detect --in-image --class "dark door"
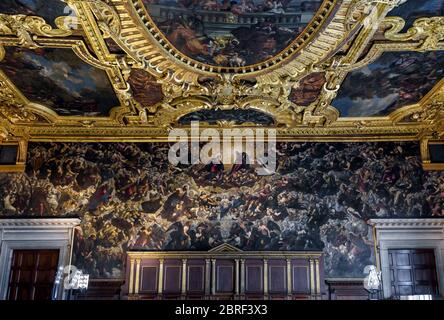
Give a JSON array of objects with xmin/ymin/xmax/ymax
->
[
  {"xmin": 389, "ymin": 249, "xmax": 439, "ymax": 297},
  {"xmin": 8, "ymin": 249, "xmax": 60, "ymax": 300}
]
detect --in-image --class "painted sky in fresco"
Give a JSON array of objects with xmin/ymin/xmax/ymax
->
[
  {"xmin": 142, "ymin": 0, "xmax": 322, "ymax": 67},
  {"xmin": 0, "ymin": 0, "xmax": 72, "ymax": 27},
  {"xmin": 0, "ymin": 47, "xmax": 120, "ymax": 116},
  {"xmin": 332, "ymin": 51, "xmax": 444, "ymax": 117},
  {"xmin": 388, "ymin": 0, "xmax": 444, "ymax": 31}
]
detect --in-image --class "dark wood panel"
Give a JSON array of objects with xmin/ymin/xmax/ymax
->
[
  {"xmin": 326, "ymin": 279, "xmax": 368, "ymax": 300},
  {"xmin": 187, "ymin": 265, "xmax": 204, "ymax": 292},
  {"xmin": 140, "ymin": 266, "xmax": 158, "ymax": 293},
  {"xmin": 293, "ymin": 265, "xmax": 310, "ymax": 294},
  {"xmin": 72, "ymin": 279, "xmax": 124, "ymax": 300},
  {"xmin": 124, "ymin": 248, "xmax": 324, "ymax": 299},
  {"xmin": 269, "ymin": 266, "xmax": 286, "ymax": 293},
  {"xmin": 245, "ymin": 265, "xmax": 263, "ymax": 293},
  {"xmin": 164, "ymin": 265, "xmax": 181, "ymax": 293},
  {"xmin": 8, "ymin": 249, "xmax": 59, "ymax": 300},
  {"xmin": 216, "ymin": 261, "xmax": 234, "ymax": 293},
  {"xmin": 389, "ymin": 249, "xmax": 438, "ymax": 297}
]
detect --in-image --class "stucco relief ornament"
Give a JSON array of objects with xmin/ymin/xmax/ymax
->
[
  {"xmin": 0, "ymin": 13, "xmax": 74, "ymax": 48},
  {"xmin": 0, "ymin": 126, "xmax": 9, "ymax": 142},
  {"xmin": 346, "ymin": 0, "xmax": 407, "ymax": 30}
]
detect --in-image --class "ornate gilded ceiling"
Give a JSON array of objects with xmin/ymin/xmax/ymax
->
[{"xmin": 0, "ymin": 0, "xmax": 443, "ymax": 143}]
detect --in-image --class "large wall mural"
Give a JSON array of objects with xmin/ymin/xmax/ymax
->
[
  {"xmin": 0, "ymin": 142, "xmax": 443, "ymax": 279},
  {"xmin": 332, "ymin": 51, "xmax": 444, "ymax": 117},
  {"xmin": 0, "ymin": 0, "xmax": 72, "ymax": 27},
  {"xmin": 0, "ymin": 47, "xmax": 120, "ymax": 117},
  {"xmin": 142, "ymin": 0, "xmax": 323, "ymax": 66},
  {"xmin": 387, "ymin": 0, "xmax": 444, "ymax": 31}
]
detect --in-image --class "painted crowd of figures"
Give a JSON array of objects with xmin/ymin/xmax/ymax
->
[{"xmin": 0, "ymin": 142, "xmax": 443, "ymax": 279}]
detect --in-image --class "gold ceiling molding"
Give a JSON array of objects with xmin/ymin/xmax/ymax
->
[
  {"xmin": 0, "ymin": 0, "xmax": 442, "ymax": 144},
  {"xmin": 384, "ymin": 16, "xmax": 444, "ymax": 51},
  {"xmin": 0, "ymin": 13, "xmax": 76, "ymax": 48}
]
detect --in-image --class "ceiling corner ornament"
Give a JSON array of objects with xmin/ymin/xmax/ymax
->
[
  {"xmin": 383, "ymin": 16, "xmax": 444, "ymax": 50},
  {"xmin": 0, "ymin": 13, "xmax": 75, "ymax": 48},
  {"xmin": 0, "ymin": 69, "xmax": 36, "ymax": 123},
  {"xmin": 345, "ymin": 0, "xmax": 406, "ymax": 30},
  {"xmin": 412, "ymin": 90, "xmax": 444, "ymax": 129}
]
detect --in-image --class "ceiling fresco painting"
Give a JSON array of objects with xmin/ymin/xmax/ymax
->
[
  {"xmin": 0, "ymin": 0, "xmax": 442, "ymax": 143},
  {"xmin": 142, "ymin": 0, "xmax": 323, "ymax": 67},
  {"xmin": 332, "ymin": 51, "xmax": 444, "ymax": 117},
  {"xmin": 0, "ymin": 0, "xmax": 73, "ymax": 27},
  {"xmin": 0, "ymin": 46, "xmax": 120, "ymax": 117}
]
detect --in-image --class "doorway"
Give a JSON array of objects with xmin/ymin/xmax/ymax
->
[
  {"xmin": 389, "ymin": 249, "xmax": 439, "ymax": 298},
  {"xmin": 7, "ymin": 249, "xmax": 59, "ymax": 300}
]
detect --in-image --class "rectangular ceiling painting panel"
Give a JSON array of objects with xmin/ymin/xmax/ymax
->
[
  {"xmin": 0, "ymin": 47, "xmax": 120, "ymax": 117},
  {"xmin": 332, "ymin": 51, "xmax": 444, "ymax": 117}
]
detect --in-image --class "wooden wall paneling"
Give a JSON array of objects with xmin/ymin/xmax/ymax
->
[
  {"xmin": 123, "ymin": 245, "xmax": 325, "ymax": 300},
  {"xmin": 245, "ymin": 260, "xmax": 263, "ymax": 294},
  {"xmin": 139, "ymin": 259, "xmax": 158, "ymax": 294},
  {"xmin": 216, "ymin": 260, "xmax": 234, "ymax": 294},
  {"xmin": 163, "ymin": 259, "xmax": 181, "ymax": 294}
]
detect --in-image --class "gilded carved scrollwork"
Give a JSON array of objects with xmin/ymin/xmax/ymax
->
[
  {"xmin": 0, "ymin": 14, "xmax": 75, "ymax": 48},
  {"xmin": 0, "ymin": 0, "xmax": 443, "ymax": 142},
  {"xmin": 0, "ymin": 68, "xmax": 34, "ymax": 123},
  {"xmin": 345, "ymin": 0, "xmax": 407, "ymax": 30},
  {"xmin": 384, "ymin": 16, "xmax": 444, "ymax": 50},
  {"xmin": 403, "ymin": 89, "xmax": 444, "ymax": 125},
  {"xmin": 85, "ymin": 0, "xmax": 121, "ymax": 39}
]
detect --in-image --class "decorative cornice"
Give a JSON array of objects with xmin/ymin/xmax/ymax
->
[
  {"xmin": 369, "ymin": 219, "xmax": 444, "ymax": 228},
  {"xmin": 0, "ymin": 218, "xmax": 81, "ymax": 228}
]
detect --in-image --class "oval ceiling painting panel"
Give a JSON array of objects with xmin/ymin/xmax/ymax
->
[{"xmin": 141, "ymin": 0, "xmax": 324, "ymax": 67}]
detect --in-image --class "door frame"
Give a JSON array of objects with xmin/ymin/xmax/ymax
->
[
  {"xmin": 369, "ymin": 219, "xmax": 444, "ymax": 299},
  {"xmin": 0, "ymin": 218, "xmax": 80, "ymax": 300}
]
